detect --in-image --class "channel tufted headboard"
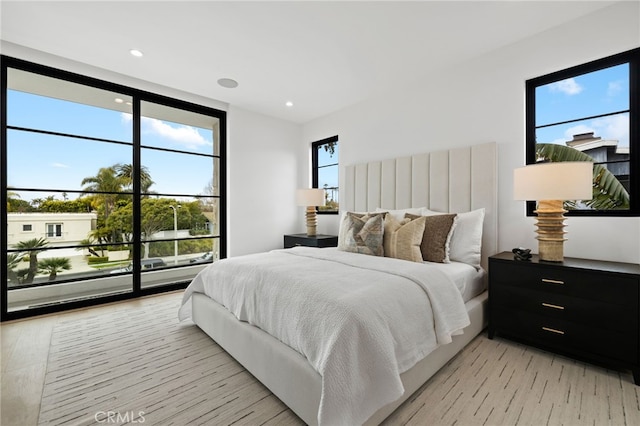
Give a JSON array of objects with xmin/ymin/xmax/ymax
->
[{"xmin": 343, "ymin": 142, "xmax": 498, "ymax": 271}]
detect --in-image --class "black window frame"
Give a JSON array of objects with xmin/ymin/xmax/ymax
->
[
  {"xmin": 1, "ymin": 55, "xmax": 227, "ymax": 321},
  {"xmin": 311, "ymin": 135, "xmax": 339, "ymax": 215},
  {"xmin": 525, "ymin": 47, "xmax": 639, "ymax": 217}
]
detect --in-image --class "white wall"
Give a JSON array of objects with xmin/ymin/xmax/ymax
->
[
  {"xmin": 302, "ymin": 2, "xmax": 640, "ymax": 264},
  {"xmin": 227, "ymin": 106, "xmax": 302, "ymax": 256}
]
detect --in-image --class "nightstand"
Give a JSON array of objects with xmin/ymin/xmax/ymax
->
[
  {"xmin": 284, "ymin": 234, "xmax": 338, "ymax": 249},
  {"xmin": 488, "ymin": 251, "xmax": 640, "ymax": 385}
]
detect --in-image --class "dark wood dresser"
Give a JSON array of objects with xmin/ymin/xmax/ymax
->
[{"xmin": 488, "ymin": 251, "xmax": 640, "ymax": 385}]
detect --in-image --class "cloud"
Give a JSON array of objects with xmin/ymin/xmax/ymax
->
[
  {"xmin": 592, "ymin": 114, "xmax": 629, "ymax": 146},
  {"xmin": 563, "ymin": 115, "xmax": 629, "ymax": 147},
  {"xmin": 120, "ymin": 113, "xmax": 213, "ymax": 150},
  {"xmin": 142, "ymin": 117, "xmax": 211, "ymax": 150},
  {"xmin": 51, "ymin": 162, "xmax": 70, "ymax": 168},
  {"xmin": 549, "ymin": 78, "xmax": 583, "ymax": 95}
]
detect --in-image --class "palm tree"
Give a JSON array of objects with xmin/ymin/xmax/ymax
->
[
  {"xmin": 536, "ymin": 143, "xmax": 630, "ymax": 210},
  {"xmin": 81, "ymin": 166, "xmax": 126, "ymax": 219},
  {"xmin": 38, "ymin": 257, "xmax": 71, "ymax": 281},
  {"xmin": 13, "ymin": 237, "xmax": 49, "ymax": 284},
  {"xmin": 115, "ymin": 163, "xmax": 155, "ymax": 194},
  {"xmin": 6, "ymin": 253, "xmax": 22, "ymax": 284},
  {"xmin": 77, "ymin": 238, "xmax": 100, "ymax": 257}
]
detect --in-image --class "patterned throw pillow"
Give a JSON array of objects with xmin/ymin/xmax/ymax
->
[
  {"xmin": 406, "ymin": 213, "xmax": 457, "ymax": 263},
  {"xmin": 341, "ymin": 212, "xmax": 385, "ymax": 256},
  {"xmin": 383, "ymin": 215, "xmax": 427, "ymax": 263}
]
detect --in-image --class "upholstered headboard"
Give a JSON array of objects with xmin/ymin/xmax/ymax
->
[{"xmin": 343, "ymin": 142, "xmax": 497, "ymax": 271}]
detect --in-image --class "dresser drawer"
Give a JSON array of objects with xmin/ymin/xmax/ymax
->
[
  {"xmin": 490, "ymin": 261, "xmax": 638, "ymax": 306},
  {"xmin": 491, "ymin": 285, "xmax": 637, "ymax": 331},
  {"xmin": 492, "ymin": 307, "xmax": 638, "ymax": 364}
]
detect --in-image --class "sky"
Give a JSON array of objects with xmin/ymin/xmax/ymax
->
[
  {"xmin": 316, "ymin": 145, "xmax": 339, "ymax": 201},
  {"xmin": 535, "ymin": 63, "xmax": 629, "ymax": 147},
  {"xmin": 6, "ymin": 89, "xmax": 217, "ymax": 203}
]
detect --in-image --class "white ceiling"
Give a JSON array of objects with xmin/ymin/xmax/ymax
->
[{"xmin": 0, "ymin": 1, "xmax": 617, "ymax": 124}]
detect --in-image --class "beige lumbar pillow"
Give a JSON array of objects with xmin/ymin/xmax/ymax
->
[{"xmin": 383, "ymin": 214, "xmax": 427, "ymax": 263}]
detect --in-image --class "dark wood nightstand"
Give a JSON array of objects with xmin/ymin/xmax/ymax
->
[
  {"xmin": 488, "ymin": 251, "xmax": 640, "ymax": 385},
  {"xmin": 284, "ymin": 234, "xmax": 338, "ymax": 249}
]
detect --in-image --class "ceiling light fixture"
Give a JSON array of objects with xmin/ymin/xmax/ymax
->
[
  {"xmin": 129, "ymin": 49, "xmax": 144, "ymax": 57},
  {"xmin": 286, "ymin": 101, "xmax": 294, "ymax": 107},
  {"xmin": 217, "ymin": 78, "xmax": 238, "ymax": 89},
  {"xmin": 114, "ymin": 98, "xmax": 124, "ymax": 103}
]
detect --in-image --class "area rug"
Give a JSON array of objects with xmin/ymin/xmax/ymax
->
[{"xmin": 37, "ymin": 295, "xmax": 299, "ymax": 426}]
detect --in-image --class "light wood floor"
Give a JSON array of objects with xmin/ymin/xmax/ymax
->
[{"xmin": 1, "ymin": 291, "xmax": 182, "ymax": 426}]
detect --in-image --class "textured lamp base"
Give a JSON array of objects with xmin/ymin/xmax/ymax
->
[
  {"xmin": 535, "ymin": 199, "xmax": 567, "ymax": 262},
  {"xmin": 305, "ymin": 206, "xmax": 317, "ymax": 236}
]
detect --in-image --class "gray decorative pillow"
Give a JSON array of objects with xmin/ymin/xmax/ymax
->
[
  {"xmin": 341, "ymin": 212, "xmax": 384, "ymax": 256},
  {"xmin": 406, "ymin": 213, "xmax": 457, "ymax": 263},
  {"xmin": 383, "ymin": 215, "xmax": 427, "ymax": 263}
]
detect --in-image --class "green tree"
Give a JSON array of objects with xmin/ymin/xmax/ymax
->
[
  {"xmin": 106, "ymin": 201, "xmax": 134, "ymax": 242},
  {"xmin": 6, "ymin": 253, "xmax": 23, "ymax": 284},
  {"xmin": 88, "ymin": 228, "xmax": 111, "ymax": 256},
  {"xmin": 536, "ymin": 143, "xmax": 630, "ymax": 210},
  {"xmin": 81, "ymin": 166, "xmax": 126, "ymax": 220},
  {"xmin": 13, "ymin": 237, "xmax": 49, "ymax": 284},
  {"xmin": 39, "ymin": 198, "xmax": 92, "ymax": 213},
  {"xmin": 115, "ymin": 163, "xmax": 155, "ymax": 194},
  {"xmin": 38, "ymin": 257, "xmax": 71, "ymax": 281}
]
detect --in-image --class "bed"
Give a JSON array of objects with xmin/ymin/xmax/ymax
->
[{"xmin": 179, "ymin": 142, "xmax": 497, "ymax": 425}]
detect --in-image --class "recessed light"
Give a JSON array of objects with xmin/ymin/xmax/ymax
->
[
  {"xmin": 285, "ymin": 101, "xmax": 293, "ymax": 107},
  {"xmin": 114, "ymin": 98, "xmax": 124, "ymax": 103},
  {"xmin": 129, "ymin": 49, "xmax": 144, "ymax": 57},
  {"xmin": 217, "ymin": 78, "xmax": 238, "ymax": 89}
]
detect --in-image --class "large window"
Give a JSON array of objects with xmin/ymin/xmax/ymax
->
[
  {"xmin": 526, "ymin": 47, "xmax": 639, "ymax": 216},
  {"xmin": 312, "ymin": 136, "xmax": 339, "ymax": 213},
  {"xmin": 1, "ymin": 56, "xmax": 226, "ymax": 320}
]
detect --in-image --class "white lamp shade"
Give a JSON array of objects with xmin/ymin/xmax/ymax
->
[
  {"xmin": 514, "ymin": 161, "xmax": 593, "ymax": 201},
  {"xmin": 296, "ymin": 188, "xmax": 326, "ymax": 206}
]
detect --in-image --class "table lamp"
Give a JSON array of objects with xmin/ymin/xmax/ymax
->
[
  {"xmin": 513, "ymin": 161, "xmax": 593, "ymax": 262},
  {"xmin": 296, "ymin": 188, "xmax": 326, "ymax": 236}
]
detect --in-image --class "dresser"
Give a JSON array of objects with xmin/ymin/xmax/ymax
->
[
  {"xmin": 488, "ymin": 251, "xmax": 640, "ymax": 385},
  {"xmin": 283, "ymin": 234, "xmax": 338, "ymax": 249}
]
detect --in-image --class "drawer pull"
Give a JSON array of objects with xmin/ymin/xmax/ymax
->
[
  {"xmin": 542, "ymin": 302, "xmax": 565, "ymax": 310},
  {"xmin": 541, "ymin": 278, "xmax": 565, "ymax": 285},
  {"xmin": 542, "ymin": 326, "xmax": 565, "ymax": 335}
]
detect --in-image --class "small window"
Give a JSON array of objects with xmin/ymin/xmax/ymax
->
[
  {"xmin": 526, "ymin": 47, "xmax": 639, "ymax": 216},
  {"xmin": 312, "ymin": 136, "xmax": 339, "ymax": 214},
  {"xmin": 22, "ymin": 224, "xmax": 32, "ymax": 232},
  {"xmin": 46, "ymin": 223, "xmax": 62, "ymax": 238}
]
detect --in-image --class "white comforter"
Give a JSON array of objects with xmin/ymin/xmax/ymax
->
[{"xmin": 178, "ymin": 247, "xmax": 470, "ymax": 426}]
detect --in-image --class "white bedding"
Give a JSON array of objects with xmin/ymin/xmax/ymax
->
[
  {"xmin": 179, "ymin": 247, "xmax": 470, "ymax": 426},
  {"xmin": 424, "ymin": 260, "xmax": 486, "ymax": 302}
]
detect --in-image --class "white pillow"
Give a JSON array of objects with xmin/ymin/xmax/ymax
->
[
  {"xmin": 375, "ymin": 207, "xmax": 427, "ymax": 222},
  {"xmin": 424, "ymin": 208, "xmax": 485, "ymax": 269}
]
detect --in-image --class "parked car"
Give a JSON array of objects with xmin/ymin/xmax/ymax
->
[
  {"xmin": 189, "ymin": 252, "xmax": 213, "ymax": 264},
  {"xmin": 110, "ymin": 258, "xmax": 167, "ymax": 274}
]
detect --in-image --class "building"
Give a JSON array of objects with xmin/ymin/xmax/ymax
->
[
  {"xmin": 7, "ymin": 212, "xmax": 97, "ymax": 249},
  {"xmin": 567, "ymin": 132, "xmax": 630, "ymax": 191}
]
